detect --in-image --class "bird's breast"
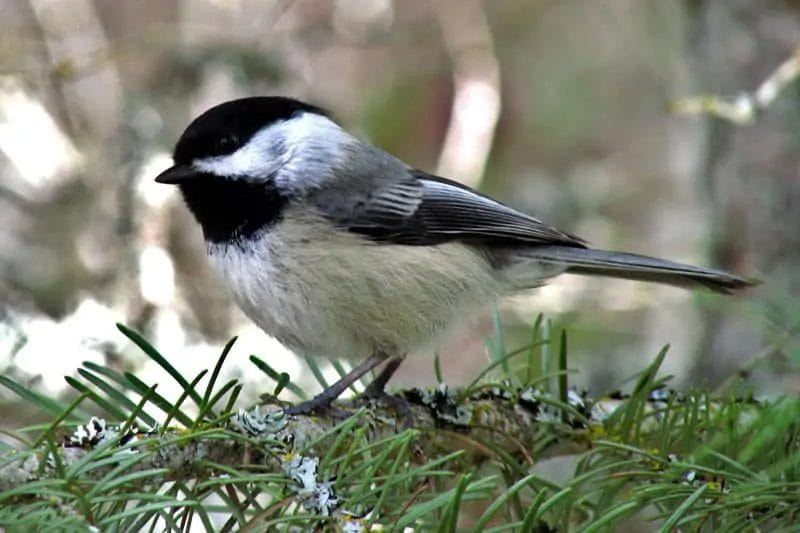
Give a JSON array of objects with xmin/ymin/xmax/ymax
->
[{"xmin": 208, "ymin": 211, "xmax": 502, "ymax": 359}]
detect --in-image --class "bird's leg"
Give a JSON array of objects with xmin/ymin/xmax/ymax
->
[
  {"xmin": 362, "ymin": 355, "xmax": 404, "ymax": 397},
  {"xmin": 286, "ymin": 354, "xmax": 414, "ymax": 427},
  {"xmin": 361, "ymin": 355, "xmax": 414, "ymax": 427},
  {"xmin": 285, "ymin": 352, "xmax": 387, "ymax": 416}
]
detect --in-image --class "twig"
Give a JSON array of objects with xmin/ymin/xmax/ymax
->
[{"xmin": 672, "ymin": 45, "xmax": 800, "ymax": 125}]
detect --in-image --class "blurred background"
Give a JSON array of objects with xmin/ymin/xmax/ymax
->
[{"xmin": 1, "ymin": 0, "xmax": 798, "ymax": 432}]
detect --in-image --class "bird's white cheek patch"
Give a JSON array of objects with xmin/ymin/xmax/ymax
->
[{"xmin": 193, "ymin": 147, "xmax": 275, "ymax": 180}]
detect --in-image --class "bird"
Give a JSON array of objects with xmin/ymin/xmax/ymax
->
[{"xmin": 154, "ymin": 96, "xmax": 755, "ymax": 417}]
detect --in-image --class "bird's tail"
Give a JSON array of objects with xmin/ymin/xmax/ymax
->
[{"xmin": 506, "ymin": 245, "xmax": 756, "ymax": 294}]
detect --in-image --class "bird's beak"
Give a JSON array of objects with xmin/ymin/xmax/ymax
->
[{"xmin": 154, "ymin": 164, "xmax": 196, "ymax": 184}]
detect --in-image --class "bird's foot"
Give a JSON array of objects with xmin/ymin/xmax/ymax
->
[
  {"xmin": 283, "ymin": 352, "xmax": 390, "ymax": 419},
  {"xmin": 358, "ymin": 388, "xmax": 415, "ymax": 428},
  {"xmin": 284, "ymin": 391, "xmax": 352, "ymax": 420},
  {"xmin": 283, "ymin": 354, "xmax": 411, "ymax": 425}
]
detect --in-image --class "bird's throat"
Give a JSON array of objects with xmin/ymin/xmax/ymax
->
[{"xmin": 178, "ymin": 175, "xmax": 287, "ymax": 244}]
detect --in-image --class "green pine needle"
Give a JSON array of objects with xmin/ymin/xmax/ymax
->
[{"xmin": 0, "ymin": 318, "xmax": 798, "ymax": 530}]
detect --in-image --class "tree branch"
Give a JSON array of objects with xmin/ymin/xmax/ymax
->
[{"xmin": 0, "ymin": 384, "xmax": 599, "ymax": 494}]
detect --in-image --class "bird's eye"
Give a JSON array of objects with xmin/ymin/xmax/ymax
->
[{"xmin": 216, "ymin": 135, "xmax": 237, "ymax": 152}]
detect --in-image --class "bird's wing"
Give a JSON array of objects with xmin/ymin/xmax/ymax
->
[{"xmin": 312, "ymin": 169, "xmax": 586, "ymax": 247}]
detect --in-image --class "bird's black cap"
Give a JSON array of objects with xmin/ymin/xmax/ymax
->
[{"xmin": 171, "ymin": 96, "xmax": 327, "ymax": 165}]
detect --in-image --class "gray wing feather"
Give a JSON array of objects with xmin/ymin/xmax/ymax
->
[
  {"xmin": 312, "ymin": 166, "xmax": 584, "ymax": 247},
  {"xmin": 417, "ymin": 178, "xmax": 582, "ymax": 244}
]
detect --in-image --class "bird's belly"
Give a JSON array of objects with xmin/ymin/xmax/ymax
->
[{"xmin": 208, "ymin": 227, "xmax": 500, "ymax": 359}]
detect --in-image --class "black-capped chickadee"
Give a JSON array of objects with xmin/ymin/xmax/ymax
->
[{"xmin": 155, "ymin": 96, "xmax": 754, "ymax": 416}]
